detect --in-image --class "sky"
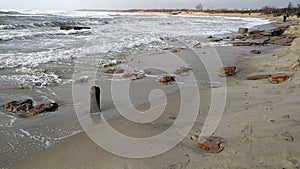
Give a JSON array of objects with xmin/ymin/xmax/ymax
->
[{"xmin": 0, "ymin": 0, "xmax": 296, "ymax": 10}]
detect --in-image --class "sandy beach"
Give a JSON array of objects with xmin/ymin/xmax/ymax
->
[{"xmin": 1, "ymin": 11, "xmax": 299, "ymax": 168}]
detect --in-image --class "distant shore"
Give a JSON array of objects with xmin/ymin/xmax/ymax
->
[{"xmin": 77, "ymin": 8, "xmax": 300, "ymax": 24}]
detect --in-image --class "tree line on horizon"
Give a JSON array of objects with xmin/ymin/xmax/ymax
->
[
  {"xmin": 194, "ymin": 1, "xmax": 300, "ymax": 16},
  {"xmin": 122, "ymin": 1, "xmax": 300, "ymax": 16}
]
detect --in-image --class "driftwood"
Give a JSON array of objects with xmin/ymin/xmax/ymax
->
[
  {"xmin": 246, "ymin": 74, "xmax": 271, "ymax": 80},
  {"xmin": 90, "ymin": 86, "xmax": 101, "ymax": 113}
]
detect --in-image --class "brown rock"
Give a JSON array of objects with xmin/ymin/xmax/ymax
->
[
  {"xmin": 211, "ymin": 38, "xmax": 223, "ymax": 42},
  {"xmin": 104, "ymin": 68, "xmax": 124, "ymax": 74},
  {"xmin": 174, "ymin": 66, "xmax": 192, "ymax": 74},
  {"xmin": 232, "ymin": 39, "xmax": 266, "ymax": 46},
  {"xmin": 198, "ymin": 136, "xmax": 225, "ymax": 154},
  {"xmin": 270, "ymin": 27, "xmax": 287, "ymax": 37},
  {"xmin": 163, "ymin": 47, "xmax": 186, "ymax": 53},
  {"xmin": 268, "ymin": 74, "xmax": 289, "ymax": 84},
  {"xmin": 238, "ymin": 28, "xmax": 248, "ymax": 34},
  {"xmin": 250, "ymin": 50, "xmax": 261, "ymax": 54},
  {"xmin": 159, "ymin": 76, "xmax": 175, "ymax": 84},
  {"xmin": 219, "ymin": 66, "xmax": 236, "ymax": 77},
  {"xmin": 268, "ymin": 36, "xmax": 294, "ymax": 46},
  {"xmin": 249, "ymin": 30, "xmax": 263, "ymax": 35}
]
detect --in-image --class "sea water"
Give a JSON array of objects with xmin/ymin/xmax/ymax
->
[{"xmin": 0, "ymin": 9, "xmax": 269, "ymax": 67}]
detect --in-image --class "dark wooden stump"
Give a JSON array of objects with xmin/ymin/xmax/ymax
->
[{"xmin": 90, "ymin": 86, "xmax": 101, "ymax": 113}]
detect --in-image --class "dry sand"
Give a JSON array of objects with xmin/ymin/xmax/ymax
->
[{"xmin": 12, "ymin": 15, "xmax": 300, "ymax": 169}]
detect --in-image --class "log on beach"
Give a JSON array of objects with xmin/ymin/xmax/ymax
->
[{"xmin": 246, "ymin": 74, "xmax": 271, "ymax": 80}]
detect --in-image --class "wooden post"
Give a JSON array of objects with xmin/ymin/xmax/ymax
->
[{"xmin": 90, "ymin": 86, "xmax": 101, "ymax": 113}]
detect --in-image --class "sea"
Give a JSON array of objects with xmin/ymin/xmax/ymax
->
[
  {"xmin": 0, "ymin": 9, "xmax": 270, "ymax": 168},
  {"xmin": 0, "ymin": 9, "xmax": 271, "ymax": 86}
]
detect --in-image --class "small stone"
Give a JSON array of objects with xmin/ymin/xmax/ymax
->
[
  {"xmin": 163, "ymin": 47, "xmax": 186, "ymax": 53},
  {"xmin": 174, "ymin": 66, "xmax": 192, "ymax": 74},
  {"xmin": 279, "ymin": 132, "xmax": 294, "ymax": 142},
  {"xmin": 219, "ymin": 66, "xmax": 236, "ymax": 77},
  {"xmin": 250, "ymin": 50, "xmax": 261, "ymax": 54},
  {"xmin": 193, "ymin": 42, "xmax": 202, "ymax": 48},
  {"xmin": 190, "ymin": 135, "xmax": 199, "ymax": 140},
  {"xmin": 104, "ymin": 68, "xmax": 124, "ymax": 74},
  {"xmin": 169, "ymin": 116, "xmax": 177, "ymax": 120},
  {"xmin": 282, "ymin": 114, "xmax": 290, "ymax": 119},
  {"xmin": 18, "ymin": 85, "xmax": 31, "ymax": 89}
]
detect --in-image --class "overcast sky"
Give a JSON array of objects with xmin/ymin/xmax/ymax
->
[{"xmin": 0, "ymin": 0, "xmax": 296, "ymax": 10}]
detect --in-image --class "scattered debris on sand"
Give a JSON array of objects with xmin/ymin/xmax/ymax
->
[
  {"xmin": 122, "ymin": 70, "xmax": 145, "ymax": 80},
  {"xmin": 174, "ymin": 66, "xmax": 192, "ymax": 74},
  {"xmin": 159, "ymin": 75, "xmax": 175, "ymax": 84},
  {"xmin": 268, "ymin": 74, "xmax": 289, "ymax": 84},
  {"xmin": 246, "ymin": 74, "xmax": 271, "ymax": 80},
  {"xmin": 198, "ymin": 136, "xmax": 225, "ymax": 154},
  {"xmin": 163, "ymin": 47, "xmax": 186, "ymax": 53},
  {"xmin": 99, "ymin": 58, "xmax": 122, "ymax": 67},
  {"xmin": 231, "ymin": 26, "xmax": 293, "ymax": 46},
  {"xmin": 250, "ymin": 50, "xmax": 261, "ymax": 54},
  {"xmin": 219, "ymin": 66, "xmax": 237, "ymax": 77},
  {"xmin": 104, "ymin": 68, "xmax": 124, "ymax": 74},
  {"xmin": 1, "ymin": 99, "xmax": 59, "ymax": 117}
]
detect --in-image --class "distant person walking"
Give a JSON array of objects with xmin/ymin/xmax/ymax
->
[{"xmin": 283, "ymin": 14, "xmax": 287, "ymax": 22}]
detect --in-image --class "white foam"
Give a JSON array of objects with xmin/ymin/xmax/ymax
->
[
  {"xmin": 0, "ymin": 68, "xmax": 62, "ymax": 87},
  {"xmin": 19, "ymin": 129, "xmax": 31, "ymax": 137},
  {"xmin": 0, "ymin": 47, "xmax": 82, "ymax": 68},
  {"xmin": 4, "ymin": 114, "xmax": 17, "ymax": 127},
  {"xmin": 53, "ymin": 130, "xmax": 82, "ymax": 140}
]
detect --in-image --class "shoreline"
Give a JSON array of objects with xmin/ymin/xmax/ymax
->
[
  {"xmin": 4, "ymin": 12, "xmax": 300, "ymax": 168},
  {"xmin": 13, "ymin": 43, "xmax": 300, "ymax": 169}
]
